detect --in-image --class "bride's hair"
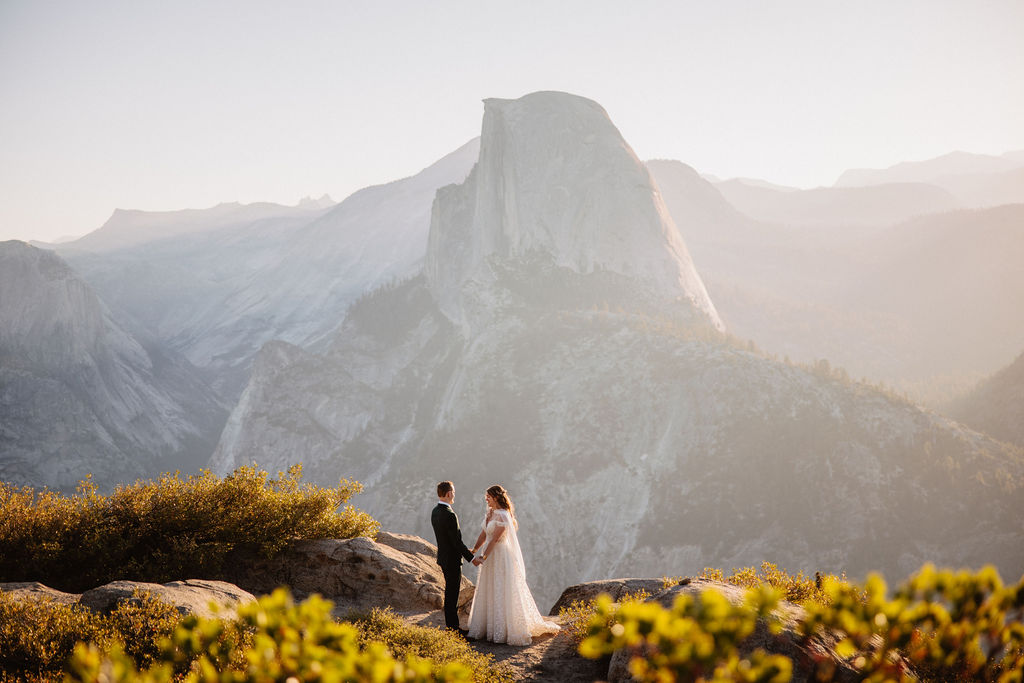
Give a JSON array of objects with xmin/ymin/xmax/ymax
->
[{"xmin": 486, "ymin": 484, "xmax": 518, "ymax": 529}]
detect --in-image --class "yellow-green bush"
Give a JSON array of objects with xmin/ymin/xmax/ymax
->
[
  {"xmin": 693, "ymin": 561, "xmax": 855, "ymax": 606},
  {"xmin": 0, "ymin": 588, "xmax": 181, "ymax": 681},
  {"xmin": 66, "ymin": 588, "xmax": 476, "ymax": 682},
  {"xmin": 580, "ymin": 564, "xmax": 1024, "ymax": 683},
  {"xmin": 579, "ymin": 585, "xmax": 792, "ymax": 682},
  {"xmin": 799, "ymin": 564, "xmax": 1024, "ymax": 682},
  {"xmin": 0, "ymin": 464, "xmax": 379, "ymax": 592},
  {"xmin": 346, "ymin": 607, "xmax": 515, "ymax": 682}
]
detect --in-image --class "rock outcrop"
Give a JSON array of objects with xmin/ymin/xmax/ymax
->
[
  {"xmin": 223, "ymin": 533, "xmax": 474, "ymax": 618},
  {"xmin": 0, "ymin": 579, "xmax": 256, "ymax": 620},
  {"xmin": 0, "ymin": 532, "xmax": 466, "ymax": 621},
  {"xmin": 78, "ymin": 579, "xmax": 256, "ymax": 620},
  {"xmin": 0, "ymin": 581, "xmax": 79, "ymax": 605}
]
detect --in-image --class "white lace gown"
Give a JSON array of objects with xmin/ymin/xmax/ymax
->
[{"xmin": 466, "ymin": 509, "xmax": 560, "ymax": 646}]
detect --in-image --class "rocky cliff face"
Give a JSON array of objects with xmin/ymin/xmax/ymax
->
[
  {"xmin": 426, "ymin": 93, "xmax": 721, "ymax": 334},
  {"xmin": 212, "ymin": 92, "xmax": 1024, "ymax": 609},
  {"xmin": 0, "ymin": 241, "xmax": 226, "ymax": 489}
]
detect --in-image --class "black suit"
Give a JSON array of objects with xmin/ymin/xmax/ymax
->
[{"xmin": 431, "ymin": 502, "xmax": 475, "ymax": 630}]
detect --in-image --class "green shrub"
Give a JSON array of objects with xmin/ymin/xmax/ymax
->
[
  {"xmin": 66, "ymin": 588, "xmax": 476, "ymax": 682},
  {"xmin": 0, "ymin": 590, "xmax": 106, "ymax": 679},
  {"xmin": 0, "ymin": 588, "xmax": 182, "ymax": 681},
  {"xmin": 346, "ymin": 607, "xmax": 515, "ymax": 682},
  {"xmin": 580, "ymin": 564, "xmax": 1024, "ymax": 683},
  {"xmin": 0, "ymin": 464, "xmax": 379, "ymax": 591}
]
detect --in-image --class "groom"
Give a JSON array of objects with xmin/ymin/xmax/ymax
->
[{"xmin": 431, "ymin": 480, "xmax": 475, "ymax": 634}]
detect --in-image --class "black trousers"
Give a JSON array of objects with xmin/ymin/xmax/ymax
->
[{"xmin": 441, "ymin": 563, "xmax": 462, "ymax": 630}]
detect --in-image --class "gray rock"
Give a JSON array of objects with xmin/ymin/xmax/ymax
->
[
  {"xmin": 226, "ymin": 535, "xmax": 474, "ymax": 618},
  {"xmin": 0, "ymin": 581, "xmax": 79, "ymax": 605},
  {"xmin": 79, "ymin": 579, "xmax": 256, "ymax": 620}
]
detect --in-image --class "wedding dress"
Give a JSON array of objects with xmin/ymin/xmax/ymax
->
[{"xmin": 466, "ymin": 509, "xmax": 560, "ymax": 645}]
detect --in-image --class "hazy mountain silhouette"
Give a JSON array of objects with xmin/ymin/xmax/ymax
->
[
  {"xmin": 947, "ymin": 351, "xmax": 1024, "ymax": 449},
  {"xmin": 59, "ymin": 141, "xmax": 478, "ymax": 397},
  {"xmin": 712, "ymin": 179, "xmax": 958, "ymax": 228},
  {"xmin": 836, "ymin": 150, "xmax": 1023, "ymax": 187},
  {"xmin": 651, "ymin": 158, "xmax": 1024, "ymax": 403},
  {"xmin": 62, "ymin": 199, "xmax": 334, "ymax": 252}
]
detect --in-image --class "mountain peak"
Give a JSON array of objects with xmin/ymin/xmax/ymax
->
[
  {"xmin": 425, "ymin": 91, "xmax": 722, "ymax": 330},
  {"xmin": 297, "ymin": 194, "xmax": 335, "ymax": 209}
]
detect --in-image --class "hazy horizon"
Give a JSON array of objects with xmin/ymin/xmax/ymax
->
[{"xmin": 2, "ymin": 0, "xmax": 1024, "ymax": 242}]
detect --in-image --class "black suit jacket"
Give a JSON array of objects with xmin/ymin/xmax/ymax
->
[{"xmin": 431, "ymin": 502, "xmax": 475, "ymax": 569}]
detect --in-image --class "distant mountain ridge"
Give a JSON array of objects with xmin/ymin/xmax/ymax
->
[
  {"xmin": 834, "ymin": 150, "xmax": 1024, "ymax": 208},
  {"xmin": 64, "ymin": 198, "xmax": 335, "ymax": 252},
  {"xmin": 711, "ymin": 178, "xmax": 958, "ymax": 228},
  {"xmin": 836, "ymin": 150, "xmax": 1023, "ymax": 187},
  {"xmin": 59, "ymin": 140, "xmax": 479, "ymax": 397}
]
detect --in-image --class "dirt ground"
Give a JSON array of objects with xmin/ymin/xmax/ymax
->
[{"xmin": 406, "ymin": 611, "xmax": 609, "ymax": 682}]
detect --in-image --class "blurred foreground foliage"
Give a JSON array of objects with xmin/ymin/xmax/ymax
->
[
  {"xmin": 0, "ymin": 464, "xmax": 379, "ymax": 592},
  {"xmin": 67, "ymin": 588, "xmax": 479, "ymax": 683},
  {"xmin": 2, "ymin": 588, "xmax": 509, "ymax": 682},
  {"xmin": 580, "ymin": 563, "xmax": 1024, "ymax": 682},
  {"xmin": 558, "ymin": 588, "xmax": 653, "ymax": 643},
  {"xmin": 0, "ymin": 588, "xmax": 186, "ymax": 682}
]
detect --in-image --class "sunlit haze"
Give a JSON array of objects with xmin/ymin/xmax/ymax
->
[{"xmin": 1, "ymin": 0, "xmax": 1022, "ymax": 242}]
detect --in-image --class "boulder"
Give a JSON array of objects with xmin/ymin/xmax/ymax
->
[
  {"xmin": 225, "ymin": 534, "xmax": 474, "ymax": 617},
  {"xmin": 0, "ymin": 581, "xmax": 79, "ymax": 605},
  {"xmin": 79, "ymin": 579, "xmax": 256, "ymax": 620},
  {"xmin": 606, "ymin": 578, "xmax": 859, "ymax": 683},
  {"xmin": 548, "ymin": 578, "xmax": 668, "ymax": 615}
]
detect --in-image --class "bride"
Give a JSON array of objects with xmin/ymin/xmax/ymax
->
[{"xmin": 467, "ymin": 485, "xmax": 560, "ymax": 645}]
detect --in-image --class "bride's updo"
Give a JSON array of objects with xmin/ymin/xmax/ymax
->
[{"xmin": 487, "ymin": 484, "xmax": 518, "ymax": 529}]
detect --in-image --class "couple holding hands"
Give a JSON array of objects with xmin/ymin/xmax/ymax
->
[{"xmin": 431, "ymin": 481, "xmax": 560, "ymax": 646}]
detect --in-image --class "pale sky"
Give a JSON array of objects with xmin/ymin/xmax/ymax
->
[{"xmin": 2, "ymin": 0, "xmax": 1022, "ymax": 242}]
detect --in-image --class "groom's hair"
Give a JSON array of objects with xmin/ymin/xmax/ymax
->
[{"xmin": 437, "ymin": 481, "xmax": 453, "ymax": 497}]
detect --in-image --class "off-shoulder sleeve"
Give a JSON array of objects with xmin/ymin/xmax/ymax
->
[{"xmin": 494, "ymin": 509, "xmax": 511, "ymax": 527}]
